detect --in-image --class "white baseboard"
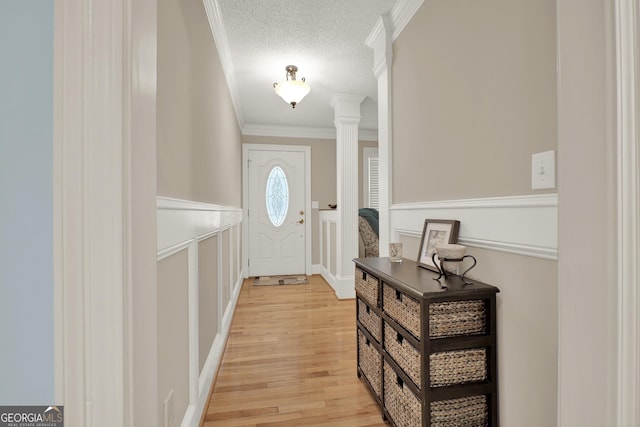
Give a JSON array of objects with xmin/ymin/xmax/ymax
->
[
  {"xmin": 311, "ymin": 264, "xmax": 323, "ymax": 275},
  {"xmin": 317, "ymin": 264, "xmax": 336, "ymax": 292},
  {"xmin": 317, "ymin": 264, "xmax": 355, "ymax": 299},
  {"xmin": 333, "ymin": 276, "xmax": 356, "ymax": 299},
  {"xmin": 183, "ymin": 272, "xmax": 243, "ymax": 427}
]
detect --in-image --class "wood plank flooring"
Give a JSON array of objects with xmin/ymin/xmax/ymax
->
[{"xmin": 202, "ymin": 275, "xmax": 387, "ymax": 427}]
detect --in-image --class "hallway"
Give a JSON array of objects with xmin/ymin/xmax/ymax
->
[
  {"xmin": 6, "ymin": 0, "xmax": 632, "ymax": 425},
  {"xmin": 202, "ymin": 275, "xmax": 386, "ymax": 426}
]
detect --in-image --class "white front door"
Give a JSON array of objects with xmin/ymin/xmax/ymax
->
[{"xmin": 247, "ymin": 148, "xmax": 307, "ymax": 276}]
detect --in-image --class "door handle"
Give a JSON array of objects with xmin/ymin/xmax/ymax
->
[{"xmin": 297, "ymin": 219, "xmax": 304, "ymax": 224}]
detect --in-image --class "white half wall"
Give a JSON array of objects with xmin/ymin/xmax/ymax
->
[
  {"xmin": 157, "ymin": 196, "xmax": 243, "ymax": 427},
  {"xmin": 391, "ymin": 194, "xmax": 558, "ymax": 426},
  {"xmin": 317, "ymin": 210, "xmax": 354, "ymax": 298}
]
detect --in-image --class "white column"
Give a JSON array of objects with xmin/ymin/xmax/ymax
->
[
  {"xmin": 366, "ymin": 14, "xmax": 393, "ymax": 256},
  {"xmin": 332, "ymin": 94, "xmax": 365, "ymax": 299},
  {"xmin": 54, "ymin": 0, "xmax": 159, "ymax": 425},
  {"xmin": 556, "ymin": 1, "xmax": 621, "ymax": 426}
]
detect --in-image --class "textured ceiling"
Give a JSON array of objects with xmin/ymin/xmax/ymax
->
[{"xmin": 217, "ymin": 0, "xmax": 397, "ymax": 135}]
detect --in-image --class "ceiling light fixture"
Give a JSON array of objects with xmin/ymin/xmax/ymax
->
[{"xmin": 273, "ymin": 65, "xmax": 310, "ymax": 109}]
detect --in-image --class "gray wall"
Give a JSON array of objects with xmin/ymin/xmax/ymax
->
[
  {"xmin": 157, "ymin": 0, "xmax": 242, "ymax": 206},
  {"xmin": 0, "ymin": 0, "xmax": 54, "ymax": 405},
  {"xmin": 157, "ymin": 251, "xmax": 190, "ymax": 426},
  {"xmin": 393, "ymin": 0, "xmax": 557, "ymax": 202},
  {"xmin": 198, "ymin": 236, "xmax": 218, "ymax": 374},
  {"xmin": 156, "ymin": 0, "xmax": 244, "ymax": 421},
  {"xmin": 392, "ymin": 1, "xmax": 558, "ymax": 425}
]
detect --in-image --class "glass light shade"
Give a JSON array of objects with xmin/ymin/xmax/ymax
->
[{"xmin": 274, "ymin": 79, "xmax": 310, "ymax": 108}]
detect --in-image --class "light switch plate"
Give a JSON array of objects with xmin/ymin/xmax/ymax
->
[
  {"xmin": 312, "ymin": 201, "xmax": 319, "ymax": 209},
  {"xmin": 532, "ymin": 150, "xmax": 556, "ymax": 190}
]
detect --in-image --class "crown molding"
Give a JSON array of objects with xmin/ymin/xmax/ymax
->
[
  {"xmin": 243, "ymin": 124, "xmax": 335, "ymax": 139},
  {"xmin": 357, "ymin": 129, "xmax": 379, "ymax": 142},
  {"xmin": 242, "ymin": 123, "xmax": 378, "ymax": 141},
  {"xmin": 390, "ymin": 0, "xmax": 426, "ymax": 40},
  {"xmin": 367, "ymin": 0, "xmax": 425, "ymax": 46},
  {"xmin": 202, "ymin": 0, "xmax": 245, "ymax": 127},
  {"xmin": 365, "ymin": 16, "xmax": 385, "ymax": 48}
]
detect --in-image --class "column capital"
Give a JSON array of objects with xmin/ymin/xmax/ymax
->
[
  {"xmin": 366, "ymin": 14, "xmax": 393, "ymax": 78},
  {"xmin": 331, "ymin": 94, "xmax": 365, "ymax": 124}
]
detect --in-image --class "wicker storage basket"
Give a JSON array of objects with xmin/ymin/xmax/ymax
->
[
  {"xmin": 355, "ymin": 268, "xmax": 380, "ymax": 307},
  {"xmin": 430, "ymin": 395, "xmax": 489, "ymax": 427},
  {"xmin": 357, "ymin": 329, "xmax": 381, "ymax": 398},
  {"xmin": 382, "ymin": 284, "xmax": 421, "ymax": 338},
  {"xmin": 430, "ymin": 348, "xmax": 488, "ymax": 387},
  {"xmin": 383, "ymin": 360, "xmax": 421, "ymax": 427},
  {"xmin": 357, "ymin": 298, "xmax": 381, "ymax": 342},
  {"xmin": 383, "ymin": 321, "xmax": 421, "ymax": 388},
  {"xmin": 429, "ymin": 300, "xmax": 486, "ymax": 338}
]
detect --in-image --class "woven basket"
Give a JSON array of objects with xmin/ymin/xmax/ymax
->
[
  {"xmin": 430, "ymin": 348, "xmax": 488, "ymax": 387},
  {"xmin": 382, "ymin": 284, "xmax": 421, "ymax": 338},
  {"xmin": 383, "ymin": 360, "xmax": 421, "ymax": 427},
  {"xmin": 355, "ymin": 268, "xmax": 380, "ymax": 307},
  {"xmin": 358, "ymin": 298, "xmax": 381, "ymax": 342},
  {"xmin": 430, "ymin": 395, "xmax": 489, "ymax": 427},
  {"xmin": 357, "ymin": 329, "xmax": 381, "ymax": 398},
  {"xmin": 383, "ymin": 322, "xmax": 421, "ymax": 388},
  {"xmin": 429, "ymin": 300, "xmax": 486, "ymax": 338}
]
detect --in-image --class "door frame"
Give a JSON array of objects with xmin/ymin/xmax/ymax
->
[{"xmin": 242, "ymin": 144, "xmax": 312, "ymax": 277}]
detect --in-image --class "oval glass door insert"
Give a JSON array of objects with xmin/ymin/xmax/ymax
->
[{"xmin": 265, "ymin": 166, "xmax": 289, "ymax": 227}]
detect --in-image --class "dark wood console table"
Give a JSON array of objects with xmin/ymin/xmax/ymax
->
[{"xmin": 354, "ymin": 257, "xmax": 500, "ymax": 427}]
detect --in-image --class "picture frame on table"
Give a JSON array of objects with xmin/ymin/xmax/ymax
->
[{"xmin": 417, "ymin": 219, "xmax": 461, "ymax": 271}]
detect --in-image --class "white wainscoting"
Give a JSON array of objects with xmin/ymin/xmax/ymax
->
[
  {"xmin": 317, "ymin": 210, "xmax": 347, "ymax": 296},
  {"xmin": 391, "ymin": 194, "xmax": 558, "ymax": 260},
  {"xmin": 157, "ymin": 196, "xmax": 243, "ymax": 427}
]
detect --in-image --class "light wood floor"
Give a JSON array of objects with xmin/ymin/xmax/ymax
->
[{"xmin": 201, "ymin": 275, "xmax": 387, "ymax": 427}]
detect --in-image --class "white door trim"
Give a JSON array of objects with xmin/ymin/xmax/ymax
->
[
  {"xmin": 54, "ymin": 0, "xmax": 128, "ymax": 423},
  {"xmin": 615, "ymin": 0, "xmax": 640, "ymax": 424},
  {"xmin": 53, "ymin": 0, "xmax": 158, "ymax": 425},
  {"xmin": 242, "ymin": 144, "xmax": 312, "ymax": 277}
]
